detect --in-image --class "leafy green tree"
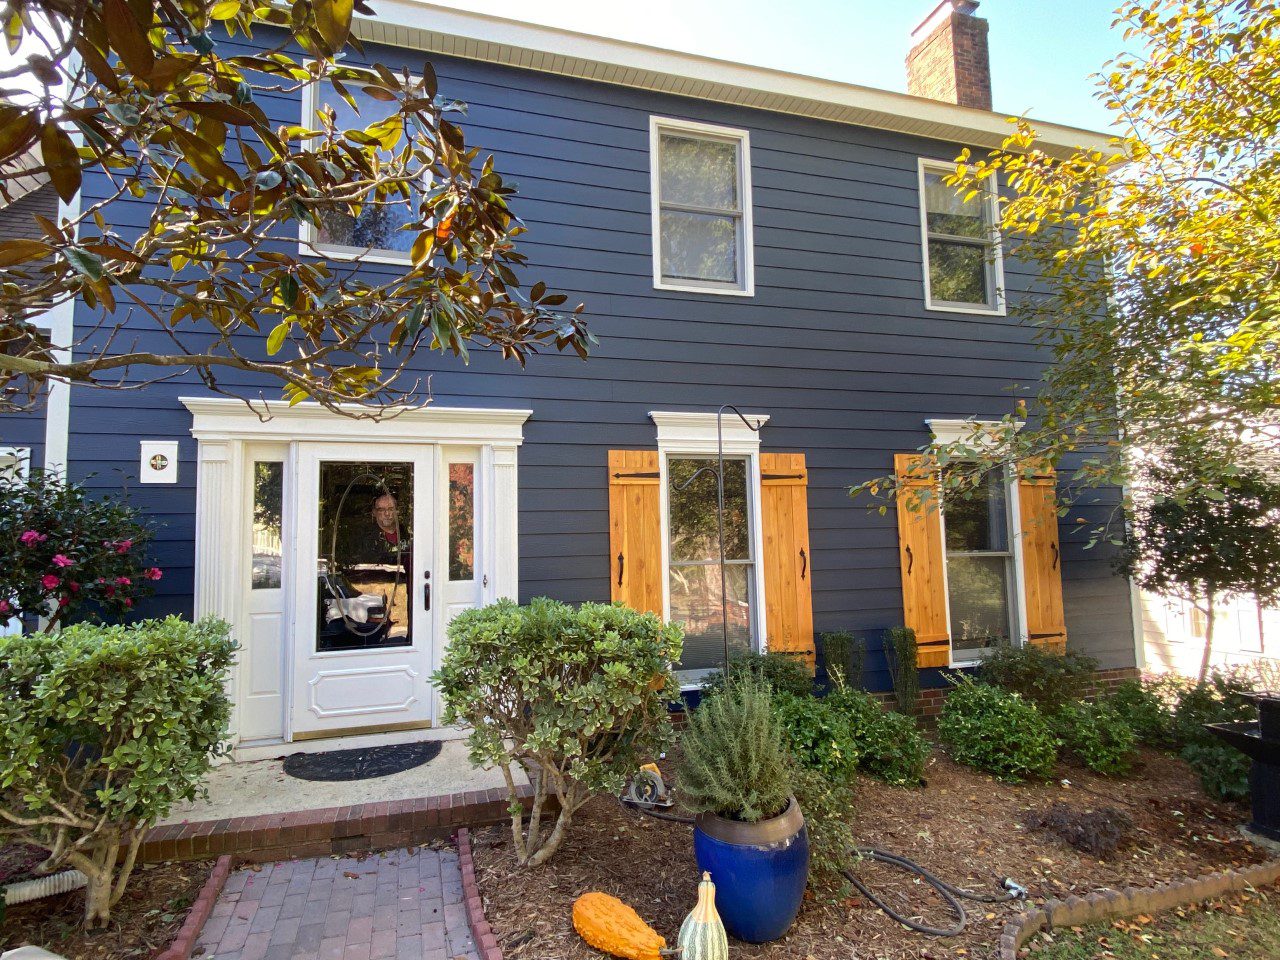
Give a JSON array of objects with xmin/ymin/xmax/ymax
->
[
  {"xmin": 854, "ymin": 0, "xmax": 1280, "ymax": 510},
  {"xmin": 0, "ymin": 0, "xmax": 592, "ymax": 414},
  {"xmin": 1118, "ymin": 455, "xmax": 1280, "ymax": 680}
]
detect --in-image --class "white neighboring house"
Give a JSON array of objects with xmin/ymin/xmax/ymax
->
[{"xmin": 1141, "ymin": 591, "xmax": 1280, "ymax": 676}]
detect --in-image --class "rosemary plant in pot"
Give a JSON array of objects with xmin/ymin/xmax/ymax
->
[{"xmin": 675, "ymin": 674, "xmax": 809, "ymax": 942}]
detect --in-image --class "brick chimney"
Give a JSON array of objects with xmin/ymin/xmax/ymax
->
[{"xmin": 906, "ymin": 0, "xmax": 992, "ymax": 111}]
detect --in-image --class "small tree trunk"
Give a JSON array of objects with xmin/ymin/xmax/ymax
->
[
  {"xmin": 524, "ymin": 785, "xmax": 581, "ymax": 868},
  {"xmin": 80, "ymin": 837, "xmax": 120, "ymax": 929},
  {"xmin": 1199, "ymin": 589, "xmax": 1216, "ymax": 682}
]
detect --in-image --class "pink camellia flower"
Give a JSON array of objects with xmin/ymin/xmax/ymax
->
[
  {"xmin": 41, "ymin": 574, "xmax": 60, "ymax": 590},
  {"xmin": 20, "ymin": 530, "xmax": 46, "ymax": 546},
  {"xmin": 68, "ymin": 581, "xmax": 80, "ymax": 593},
  {"xmin": 104, "ymin": 585, "xmax": 116, "ymax": 597},
  {"xmin": 0, "ymin": 599, "xmax": 10, "ymax": 613},
  {"xmin": 115, "ymin": 576, "xmax": 132, "ymax": 587},
  {"xmin": 51, "ymin": 554, "xmax": 73, "ymax": 568},
  {"xmin": 114, "ymin": 539, "xmax": 133, "ymax": 555},
  {"xmin": 145, "ymin": 567, "xmax": 163, "ymax": 581},
  {"xmin": 58, "ymin": 596, "xmax": 70, "ymax": 607},
  {"xmin": 123, "ymin": 598, "xmax": 133, "ymax": 609}
]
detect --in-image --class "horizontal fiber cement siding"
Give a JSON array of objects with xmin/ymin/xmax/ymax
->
[{"xmin": 53, "ymin": 31, "xmax": 1133, "ymax": 681}]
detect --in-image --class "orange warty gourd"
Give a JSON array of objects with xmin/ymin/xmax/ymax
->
[{"xmin": 572, "ymin": 891, "xmax": 668, "ymax": 960}]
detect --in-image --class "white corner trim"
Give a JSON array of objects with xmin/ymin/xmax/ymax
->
[
  {"xmin": 926, "ymin": 417, "xmax": 1021, "ymax": 449},
  {"xmin": 355, "ymin": 1, "xmax": 1112, "ymax": 161},
  {"xmin": 650, "ymin": 410, "xmax": 768, "ymax": 455},
  {"xmin": 180, "ymin": 398, "xmax": 532, "ymax": 445},
  {"xmin": 917, "ymin": 158, "xmax": 1007, "ymax": 317},
  {"xmin": 649, "ymin": 115, "xmax": 754, "ymax": 297}
]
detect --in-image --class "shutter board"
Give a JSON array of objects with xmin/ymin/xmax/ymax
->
[
  {"xmin": 760, "ymin": 453, "xmax": 815, "ymax": 669},
  {"xmin": 1018, "ymin": 459, "xmax": 1067, "ymax": 652},
  {"xmin": 608, "ymin": 450, "xmax": 663, "ymax": 615},
  {"xmin": 894, "ymin": 453, "xmax": 950, "ymax": 669}
]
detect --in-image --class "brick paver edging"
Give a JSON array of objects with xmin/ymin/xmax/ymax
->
[
  {"xmin": 153, "ymin": 854, "xmax": 233, "ymax": 960},
  {"xmin": 996, "ymin": 857, "xmax": 1280, "ymax": 960},
  {"xmin": 456, "ymin": 828, "xmax": 503, "ymax": 960},
  {"xmin": 142, "ymin": 784, "xmax": 545, "ymax": 863}
]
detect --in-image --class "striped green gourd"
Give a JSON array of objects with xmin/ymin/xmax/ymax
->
[{"xmin": 677, "ymin": 872, "xmax": 728, "ymax": 960}]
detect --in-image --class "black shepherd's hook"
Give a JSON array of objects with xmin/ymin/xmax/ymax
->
[{"xmin": 670, "ymin": 404, "xmax": 764, "ymax": 676}]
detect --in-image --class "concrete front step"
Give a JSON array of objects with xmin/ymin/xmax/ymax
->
[{"xmin": 141, "ymin": 785, "xmax": 536, "ymax": 863}]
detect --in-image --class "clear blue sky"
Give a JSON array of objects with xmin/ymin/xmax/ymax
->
[{"xmin": 427, "ymin": 0, "xmax": 1130, "ymax": 132}]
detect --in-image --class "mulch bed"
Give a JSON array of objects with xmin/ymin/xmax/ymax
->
[
  {"xmin": 472, "ymin": 746, "xmax": 1268, "ymax": 960},
  {"xmin": 1, "ymin": 859, "xmax": 214, "ymax": 960}
]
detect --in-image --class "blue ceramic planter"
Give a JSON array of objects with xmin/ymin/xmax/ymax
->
[{"xmin": 693, "ymin": 797, "xmax": 809, "ymax": 943}]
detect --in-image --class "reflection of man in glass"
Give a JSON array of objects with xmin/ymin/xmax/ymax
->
[{"xmin": 351, "ymin": 492, "xmax": 409, "ymax": 566}]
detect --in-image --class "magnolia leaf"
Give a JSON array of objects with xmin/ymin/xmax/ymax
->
[
  {"xmin": 64, "ymin": 247, "xmax": 104, "ymax": 281},
  {"xmin": 209, "ymin": 0, "xmax": 240, "ymax": 20},
  {"xmin": 0, "ymin": 239, "xmax": 53, "ymax": 266},
  {"xmin": 312, "ymin": 0, "xmax": 354, "ymax": 55},
  {"xmin": 103, "ymin": 0, "xmax": 154, "ymax": 78},
  {"xmin": 39, "ymin": 122, "xmax": 81, "ymax": 203},
  {"xmin": 266, "ymin": 321, "xmax": 289, "ymax": 355}
]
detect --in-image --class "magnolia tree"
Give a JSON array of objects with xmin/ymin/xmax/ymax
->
[
  {"xmin": 0, "ymin": 472, "xmax": 160, "ymax": 630},
  {"xmin": 0, "ymin": 0, "xmax": 592, "ymax": 414},
  {"xmin": 854, "ymin": 0, "xmax": 1280, "ymax": 512}
]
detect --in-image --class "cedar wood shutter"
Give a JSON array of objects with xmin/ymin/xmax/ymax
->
[
  {"xmin": 893, "ymin": 453, "xmax": 1068, "ymax": 667},
  {"xmin": 608, "ymin": 450, "xmax": 663, "ymax": 615},
  {"xmin": 894, "ymin": 454, "xmax": 951, "ymax": 668},
  {"xmin": 760, "ymin": 453, "xmax": 815, "ymax": 667},
  {"xmin": 1018, "ymin": 459, "xmax": 1068, "ymax": 651},
  {"xmin": 607, "ymin": 449, "xmax": 815, "ymax": 668}
]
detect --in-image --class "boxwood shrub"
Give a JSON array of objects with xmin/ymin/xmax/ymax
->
[
  {"xmin": 938, "ymin": 676, "xmax": 1058, "ymax": 781},
  {"xmin": 1051, "ymin": 700, "xmax": 1137, "ymax": 776}
]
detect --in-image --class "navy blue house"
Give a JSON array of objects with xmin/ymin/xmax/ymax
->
[{"xmin": 0, "ymin": 0, "xmax": 1139, "ymax": 756}]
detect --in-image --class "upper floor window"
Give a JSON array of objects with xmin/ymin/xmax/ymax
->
[
  {"xmin": 650, "ymin": 117, "xmax": 754, "ymax": 296},
  {"xmin": 918, "ymin": 159, "xmax": 1004, "ymax": 314},
  {"xmin": 301, "ymin": 85, "xmax": 422, "ymax": 262}
]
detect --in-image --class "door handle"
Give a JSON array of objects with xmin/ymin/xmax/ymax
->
[{"xmin": 423, "ymin": 571, "xmax": 431, "ymax": 612}]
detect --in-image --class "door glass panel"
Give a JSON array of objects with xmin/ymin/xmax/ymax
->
[
  {"xmin": 251, "ymin": 461, "xmax": 284, "ymax": 590},
  {"xmin": 316, "ymin": 462, "xmax": 413, "ymax": 652},
  {"xmin": 448, "ymin": 463, "xmax": 475, "ymax": 581}
]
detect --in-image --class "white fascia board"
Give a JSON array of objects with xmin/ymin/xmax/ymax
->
[
  {"xmin": 180, "ymin": 397, "xmax": 531, "ymax": 445},
  {"xmin": 358, "ymin": 0, "xmax": 1113, "ymax": 160}
]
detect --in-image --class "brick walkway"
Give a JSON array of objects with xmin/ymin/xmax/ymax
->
[{"xmin": 195, "ymin": 846, "xmax": 479, "ymax": 960}]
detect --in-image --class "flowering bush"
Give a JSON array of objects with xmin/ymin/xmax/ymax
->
[{"xmin": 0, "ymin": 473, "xmax": 160, "ymax": 630}]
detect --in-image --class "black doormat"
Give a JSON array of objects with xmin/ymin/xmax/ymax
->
[{"xmin": 282, "ymin": 740, "xmax": 443, "ymax": 782}]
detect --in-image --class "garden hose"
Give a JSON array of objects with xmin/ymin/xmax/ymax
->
[
  {"xmin": 618, "ymin": 796, "xmax": 1026, "ymax": 938},
  {"xmin": 844, "ymin": 847, "xmax": 1025, "ymax": 937}
]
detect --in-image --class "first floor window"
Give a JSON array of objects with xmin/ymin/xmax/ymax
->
[
  {"xmin": 944, "ymin": 467, "xmax": 1016, "ymax": 661},
  {"xmin": 666, "ymin": 455, "xmax": 756, "ymax": 678}
]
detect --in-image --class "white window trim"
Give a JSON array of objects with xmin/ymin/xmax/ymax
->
[
  {"xmin": 0, "ymin": 446, "xmax": 31, "ymax": 480},
  {"xmin": 649, "ymin": 116, "xmax": 755, "ymax": 297},
  {"xmin": 297, "ymin": 82, "xmax": 421, "ymax": 266},
  {"xmin": 917, "ymin": 158, "xmax": 1006, "ymax": 317},
  {"xmin": 650, "ymin": 411, "xmax": 768, "ymax": 687},
  {"xmin": 926, "ymin": 418, "xmax": 1027, "ymax": 667}
]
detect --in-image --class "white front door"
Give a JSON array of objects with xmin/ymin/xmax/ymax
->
[{"xmin": 291, "ymin": 443, "xmax": 435, "ymax": 739}]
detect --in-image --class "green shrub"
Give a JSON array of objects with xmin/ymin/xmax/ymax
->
[
  {"xmin": 773, "ymin": 691, "xmax": 860, "ymax": 785},
  {"xmin": 1106, "ymin": 678, "xmax": 1175, "ymax": 747},
  {"xmin": 0, "ymin": 617, "xmax": 234, "ymax": 927},
  {"xmin": 791, "ymin": 764, "xmax": 857, "ymax": 899},
  {"xmin": 1169, "ymin": 668, "xmax": 1256, "ymax": 746},
  {"xmin": 937, "ymin": 676, "xmax": 1058, "ymax": 782},
  {"xmin": 828, "ymin": 686, "xmax": 930, "ymax": 786},
  {"xmin": 977, "ymin": 644, "xmax": 1099, "ymax": 712},
  {"xmin": 700, "ymin": 650, "xmax": 813, "ymax": 699},
  {"xmin": 885, "ymin": 626, "xmax": 920, "ymax": 715},
  {"xmin": 1051, "ymin": 701, "xmax": 1138, "ymax": 776},
  {"xmin": 820, "ymin": 630, "xmax": 864, "ymax": 688},
  {"xmin": 677, "ymin": 674, "xmax": 793, "ymax": 823},
  {"xmin": 435, "ymin": 598, "xmax": 681, "ymax": 867},
  {"xmin": 1180, "ymin": 740, "xmax": 1251, "ymax": 802}
]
